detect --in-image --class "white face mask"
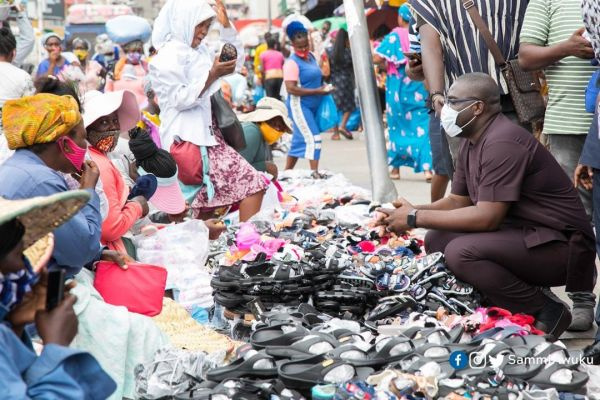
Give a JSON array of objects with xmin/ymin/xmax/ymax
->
[{"xmin": 440, "ymin": 101, "xmax": 480, "ymax": 137}]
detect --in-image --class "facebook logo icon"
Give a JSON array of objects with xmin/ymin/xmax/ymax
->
[{"xmin": 449, "ymin": 350, "xmax": 469, "ymax": 370}]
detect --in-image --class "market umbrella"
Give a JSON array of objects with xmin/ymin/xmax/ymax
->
[{"xmin": 313, "ymin": 17, "xmax": 348, "ymax": 32}]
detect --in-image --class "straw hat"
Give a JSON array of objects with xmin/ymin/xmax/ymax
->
[
  {"xmin": 0, "ymin": 190, "xmax": 91, "ymax": 249},
  {"xmin": 238, "ymin": 97, "xmax": 293, "ymax": 133}
]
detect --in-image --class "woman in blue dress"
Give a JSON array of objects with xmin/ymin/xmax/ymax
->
[
  {"xmin": 375, "ymin": 5, "xmax": 432, "ymax": 182},
  {"xmin": 283, "ymin": 22, "xmax": 332, "ymax": 179}
]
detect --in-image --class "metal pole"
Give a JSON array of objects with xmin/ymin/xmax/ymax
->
[
  {"xmin": 37, "ymin": 0, "xmax": 45, "ymax": 63},
  {"xmin": 343, "ymin": 0, "xmax": 397, "ymax": 204},
  {"xmin": 268, "ymin": 0, "xmax": 272, "ymax": 31}
]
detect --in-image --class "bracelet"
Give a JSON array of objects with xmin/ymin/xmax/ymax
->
[{"xmin": 428, "ymin": 91, "xmax": 445, "ymax": 111}]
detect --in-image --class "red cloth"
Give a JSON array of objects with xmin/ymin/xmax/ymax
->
[{"xmin": 94, "ymin": 261, "xmax": 167, "ymax": 316}]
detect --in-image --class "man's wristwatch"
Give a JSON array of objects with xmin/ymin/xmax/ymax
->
[{"xmin": 407, "ymin": 209, "xmax": 419, "ymax": 229}]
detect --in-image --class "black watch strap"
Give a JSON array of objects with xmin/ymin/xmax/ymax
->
[{"xmin": 407, "ymin": 209, "xmax": 418, "ymax": 229}]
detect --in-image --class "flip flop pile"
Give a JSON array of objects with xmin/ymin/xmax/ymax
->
[{"xmin": 150, "ymin": 307, "xmax": 589, "ymax": 399}]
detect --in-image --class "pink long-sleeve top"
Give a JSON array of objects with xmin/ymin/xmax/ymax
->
[{"xmin": 89, "ymin": 146, "xmax": 142, "ymax": 254}]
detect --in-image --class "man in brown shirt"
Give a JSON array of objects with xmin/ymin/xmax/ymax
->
[{"xmin": 378, "ymin": 73, "xmax": 596, "ymax": 340}]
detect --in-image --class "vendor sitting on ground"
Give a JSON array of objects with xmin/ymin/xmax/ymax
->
[
  {"xmin": 377, "ymin": 73, "xmax": 596, "ymax": 340},
  {"xmin": 82, "ymin": 90, "xmax": 150, "ymax": 254},
  {"xmin": 0, "ymin": 191, "xmax": 116, "ymax": 399},
  {"xmin": 238, "ymin": 96, "xmax": 293, "ymax": 178}
]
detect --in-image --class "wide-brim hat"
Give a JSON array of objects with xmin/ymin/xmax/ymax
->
[
  {"xmin": 138, "ymin": 166, "xmax": 186, "ymax": 215},
  {"xmin": 238, "ymin": 97, "xmax": 293, "ymax": 133},
  {"xmin": 83, "ymin": 90, "xmax": 140, "ymax": 132},
  {"xmin": 0, "ymin": 190, "xmax": 91, "ymax": 249}
]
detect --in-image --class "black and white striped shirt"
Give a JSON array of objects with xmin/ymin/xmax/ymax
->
[{"xmin": 409, "ymin": 0, "xmax": 529, "ymax": 94}]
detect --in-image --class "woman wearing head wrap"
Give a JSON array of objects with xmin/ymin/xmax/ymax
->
[
  {"xmin": 105, "ymin": 40, "xmax": 148, "ymax": 107},
  {"xmin": 0, "ymin": 95, "xmax": 168, "ymax": 400},
  {"xmin": 283, "ymin": 21, "xmax": 331, "ymax": 179},
  {"xmin": 149, "ymin": 0, "xmax": 268, "ymax": 222},
  {"xmin": 68, "ymin": 37, "xmax": 105, "ymax": 94},
  {"xmin": 0, "ymin": 93, "xmax": 106, "ymax": 277},
  {"xmin": 374, "ymin": 4, "xmax": 432, "ymax": 182},
  {"xmin": 36, "ymin": 32, "xmax": 70, "ymax": 78}
]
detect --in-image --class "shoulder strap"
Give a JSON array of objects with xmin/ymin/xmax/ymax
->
[{"xmin": 461, "ymin": 0, "xmax": 507, "ymax": 66}]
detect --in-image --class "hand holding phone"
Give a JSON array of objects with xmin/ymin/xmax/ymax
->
[{"xmin": 46, "ymin": 269, "xmax": 65, "ymax": 311}]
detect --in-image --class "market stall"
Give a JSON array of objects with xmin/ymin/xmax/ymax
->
[{"xmin": 131, "ymin": 170, "xmax": 599, "ymax": 399}]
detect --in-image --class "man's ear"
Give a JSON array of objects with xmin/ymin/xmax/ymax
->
[{"xmin": 474, "ymin": 101, "xmax": 485, "ymax": 116}]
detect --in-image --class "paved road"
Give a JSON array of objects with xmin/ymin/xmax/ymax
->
[{"xmin": 275, "ymin": 131, "xmax": 597, "ymax": 347}]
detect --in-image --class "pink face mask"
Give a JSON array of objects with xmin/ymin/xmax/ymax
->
[{"xmin": 57, "ymin": 136, "xmax": 87, "ymax": 172}]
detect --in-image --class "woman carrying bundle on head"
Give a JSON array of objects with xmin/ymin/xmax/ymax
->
[{"xmin": 149, "ymin": 0, "xmax": 267, "ymax": 222}]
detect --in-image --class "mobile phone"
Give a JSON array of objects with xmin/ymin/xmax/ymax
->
[
  {"xmin": 46, "ymin": 269, "xmax": 65, "ymax": 311},
  {"xmin": 403, "ymin": 52, "xmax": 422, "ymax": 62}
]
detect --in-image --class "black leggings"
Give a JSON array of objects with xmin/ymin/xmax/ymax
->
[{"xmin": 264, "ymin": 78, "xmax": 283, "ymax": 101}]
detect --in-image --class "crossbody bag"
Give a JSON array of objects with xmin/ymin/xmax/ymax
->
[{"xmin": 462, "ymin": 0, "xmax": 545, "ymax": 125}]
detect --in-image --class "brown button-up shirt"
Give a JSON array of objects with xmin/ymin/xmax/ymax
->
[{"xmin": 451, "ymin": 114, "xmax": 595, "ymax": 291}]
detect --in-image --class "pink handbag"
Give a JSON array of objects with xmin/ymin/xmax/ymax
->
[{"xmin": 93, "ymin": 261, "xmax": 167, "ymax": 316}]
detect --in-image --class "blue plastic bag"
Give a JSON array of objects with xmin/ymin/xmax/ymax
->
[
  {"xmin": 346, "ymin": 108, "xmax": 362, "ymax": 131},
  {"xmin": 253, "ymin": 86, "xmax": 265, "ymax": 104},
  {"xmin": 106, "ymin": 15, "xmax": 152, "ymax": 45},
  {"xmin": 585, "ymin": 69, "xmax": 600, "ymax": 113},
  {"xmin": 317, "ymin": 95, "xmax": 339, "ymax": 132}
]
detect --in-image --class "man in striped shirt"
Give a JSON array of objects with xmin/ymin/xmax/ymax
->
[
  {"xmin": 410, "ymin": 0, "xmax": 528, "ymax": 118},
  {"xmin": 409, "ymin": 0, "xmax": 529, "ymax": 194},
  {"xmin": 519, "ymin": 0, "xmax": 597, "ymax": 332}
]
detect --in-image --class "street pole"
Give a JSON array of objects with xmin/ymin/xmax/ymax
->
[
  {"xmin": 268, "ymin": 0, "xmax": 272, "ymax": 32},
  {"xmin": 343, "ymin": 0, "xmax": 398, "ymax": 204},
  {"xmin": 37, "ymin": 0, "xmax": 45, "ymax": 63}
]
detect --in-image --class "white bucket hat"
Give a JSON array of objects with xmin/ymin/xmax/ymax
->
[
  {"xmin": 82, "ymin": 90, "xmax": 140, "ymax": 132},
  {"xmin": 238, "ymin": 97, "xmax": 293, "ymax": 132}
]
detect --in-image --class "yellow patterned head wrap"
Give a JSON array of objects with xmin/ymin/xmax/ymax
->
[{"xmin": 2, "ymin": 94, "xmax": 82, "ymax": 150}]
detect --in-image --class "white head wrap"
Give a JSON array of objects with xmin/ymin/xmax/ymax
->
[{"xmin": 152, "ymin": 0, "xmax": 216, "ymax": 49}]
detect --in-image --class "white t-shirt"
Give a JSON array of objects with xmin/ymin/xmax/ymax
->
[
  {"xmin": 0, "ymin": 62, "xmax": 35, "ymax": 166},
  {"xmin": 0, "ymin": 61, "xmax": 34, "ymax": 109}
]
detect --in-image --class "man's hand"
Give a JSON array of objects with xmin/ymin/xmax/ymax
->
[
  {"xmin": 35, "ymin": 294, "xmax": 78, "ymax": 347},
  {"xmin": 374, "ymin": 198, "xmax": 416, "ymax": 235},
  {"xmin": 432, "ymin": 95, "xmax": 445, "ymax": 117},
  {"xmin": 406, "ymin": 59, "xmax": 425, "ymax": 81},
  {"xmin": 78, "ymin": 160, "xmax": 100, "ymax": 189},
  {"xmin": 565, "ymin": 28, "xmax": 594, "ymax": 60},
  {"xmin": 213, "ymin": 0, "xmax": 231, "ymax": 28},
  {"xmin": 100, "ymin": 250, "xmax": 134, "ymax": 270},
  {"xmin": 7, "ymin": 269, "xmax": 48, "ymax": 329},
  {"xmin": 204, "ymin": 219, "xmax": 227, "ymax": 240},
  {"xmin": 211, "ymin": 58, "xmax": 237, "ymax": 78},
  {"xmin": 574, "ymin": 164, "xmax": 594, "ymax": 191},
  {"xmin": 49, "ymin": 50, "xmax": 61, "ymax": 64}
]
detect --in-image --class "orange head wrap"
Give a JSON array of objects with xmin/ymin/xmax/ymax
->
[{"xmin": 2, "ymin": 94, "xmax": 82, "ymax": 150}]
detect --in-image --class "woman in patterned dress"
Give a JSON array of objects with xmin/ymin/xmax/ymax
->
[
  {"xmin": 326, "ymin": 28, "xmax": 356, "ymax": 140},
  {"xmin": 375, "ymin": 5, "xmax": 432, "ymax": 181}
]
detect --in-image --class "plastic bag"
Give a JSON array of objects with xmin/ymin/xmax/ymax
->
[
  {"xmin": 585, "ymin": 69, "xmax": 600, "ymax": 113},
  {"xmin": 253, "ymin": 85, "xmax": 265, "ymax": 104},
  {"xmin": 346, "ymin": 108, "xmax": 362, "ymax": 131},
  {"xmin": 134, "ymin": 220, "xmax": 213, "ymax": 309},
  {"xmin": 317, "ymin": 94, "xmax": 339, "ymax": 132},
  {"xmin": 106, "ymin": 15, "xmax": 152, "ymax": 45}
]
